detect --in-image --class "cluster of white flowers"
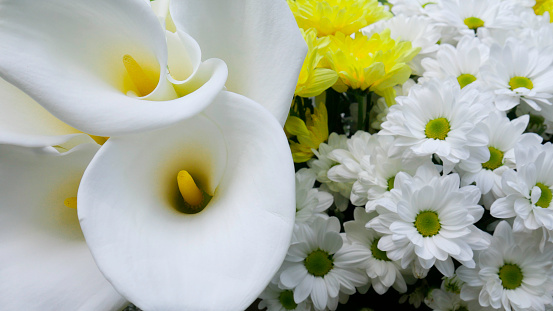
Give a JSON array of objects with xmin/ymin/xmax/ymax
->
[{"xmin": 259, "ymin": 0, "xmax": 553, "ymax": 310}]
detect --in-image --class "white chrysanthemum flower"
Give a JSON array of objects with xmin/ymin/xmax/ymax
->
[
  {"xmin": 279, "ymin": 217, "xmax": 368, "ymax": 311},
  {"xmin": 491, "ymin": 143, "xmax": 553, "ymax": 231},
  {"xmin": 349, "ymin": 134, "xmax": 432, "ymax": 209},
  {"xmin": 481, "ymin": 38, "xmax": 553, "ymax": 119},
  {"xmin": 344, "ymin": 207, "xmax": 411, "ymax": 295},
  {"xmin": 327, "ymin": 131, "xmax": 373, "ymax": 186},
  {"xmin": 379, "ymin": 78, "xmax": 492, "ymax": 174},
  {"xmin": 429, "ymin": 0, "xmax": 521, "ymax": 43},
  {"xmin": 258, "ymin": 283, "xmax": 312, "ymax": 311},
  {"xmin": 425, "ymin": 278, "xmax": 496, "ymax": 311},
  {"xmin": 369, "ymin": 79, "xmax": 416, "ymax": 133},
  {"xmin": 515, "ymin": 103, "xmax": 553, "ymax": 140},
  {"xmin": 295, "ymin": 168, "xmax": 333, "ymax": 224},
  {"xmin": 421, "ymin": 36, "xmax": 489, "ymax": 89},
  {"xmin": 457, "ymin": 221, "xmax": 553, "ymax": 311},
  {"xmin": 362, "ymin": 15, "xmax": 440, "ymax": 75},
  {"xmin": 514, "ymin": 0, "xmax": 537, "ymax": 8},
  {"xmin": 458, "ymin": 113, "xmax": 543, "ymax": 196},
  {"xmin": 388, "ymin": 0, "xmax": 440, "ymax": 17},
  {"xmin": 308, "ymin": 133, "xmax": 351, "ymax": 211},
  {"xmin": 368, "ymin": 163, "xmax": 491, "ymax": 277}
]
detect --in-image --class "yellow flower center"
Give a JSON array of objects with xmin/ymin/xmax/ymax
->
[
  {"xmin": 509, "ymin": 76, "xmax": 534, "ymax": 90},
  {"xmin": 533, "ymin": 182, "xmax": 552, "ymax": 208},
  {"xmin": 482, "ymin": 146, "xmax": 504, "ymax": 170},
  {"xmin": 371, "ymin": 238, "xmax": 391, "ymax": 261},
  {"xmin": 176, "ymin": 170, "xmax": 212, "ymax": 214},
  {"xmin": 122, "ymin": 54, "xmax": 158, "ymax": 97},
  {"xmin": 457, "ymin": 73, "xmax": 477, "ymax": 89},
  {"xmin": 464, "ymin": 17, "xmax": 485, "ymax": 30},
  {"xmin": 63, "ymin": 197, "xmax": 78, "ymax": 209},
  {"xmin": 387, "ymin": 176, "xmax": 396, "ymax": 191},
  {"xmin": 425, "ymin": 117, "xmax": 450, "ymax": 140},
  {"xmin": 304, "ymin": 249, "xmax": 334, "ymax": 276},
  {"xmin": 414, "ymin": 211, "xmax": 441, "ymax": 237},
  {"xmin": 279, "ymin": 290, "xmax": 298, "ymax": 310},
  {"xmin": 498, "ymin": 263, "xmax": 523, "ymax": 290}
]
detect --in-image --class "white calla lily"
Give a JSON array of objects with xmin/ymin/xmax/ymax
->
[
  {"xmin": 0, "ymin": 143, "xmax": 127, "ymax": 310},
  {"xmin": 0, "ymin": 77, "xmax": 82, "ymax": 147},
  {"xmin": 78, "ymin": 91, "xmax": 296, "ymax": 310},
  {"xmin": 170, "ymin": 0, "xmax": 307, "ymax": 125},
  {"xmin": 0, "ymin": 0, "xmax": 306, "ymax": 137},
  {"xmin": 0, "ymin": 0, "xmax": 227, "ymax": 136}
]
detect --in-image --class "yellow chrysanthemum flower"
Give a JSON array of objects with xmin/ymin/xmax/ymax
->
[
  {"xmin": 285, "ymin": 102, "xmax": 329, "ymax": 163},
  {"xmin": 296, "ymin": 28, "xmax": 339, "ymax": 97},
  {"xmin": 287, "ymin": 0, "xmax": 392, "ymax": 37},
  {"xmin": 534, "ymin": 0, "xmax": 553, "ymax": 20},
  {"xmin": 325, "ymin": 30, "xmax": 419, "ymax": 104}
]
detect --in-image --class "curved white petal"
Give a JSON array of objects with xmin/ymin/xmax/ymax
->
[
  {"xmin": 0, "ymin": 77, "xmax": 82, "ymax": 147},
  {"xmin": 170, "ymin": 0, "xmax": 307, "ymax": 125},
  {"xmin": 0, "ymin": 144, "xmax": 127, "ymax": 310},
  {"xmin": 0, "ymin": 0, "xmax": 227, "ymax": 136},
  {"xmin": 78, "ymin": 91, "xmax": 295, "ymax": 310}
]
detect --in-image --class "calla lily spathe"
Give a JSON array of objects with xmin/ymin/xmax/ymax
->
[
  {"xmin": 0, "ymin": 142, "xmax": 127, "ymax": 310},
  {"xmin": 169, "ymin": 0, "xmax": 307, "ymax": 125},
  {"xmin": 0, "ymin": 0, "xmax": 228, "ymax": 137},
  {"xmin": 0, "ymin": 77, "xmax": 82, "ymax": 147},
  {"xmin": 78, "ymin": 92, "xmax": 296, "ymax": 310},
  {"xmin": 0, "ymin": 0, "xmax": 305, "ymax": 136}
]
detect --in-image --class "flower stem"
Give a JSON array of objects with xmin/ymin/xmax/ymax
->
[{"xmin": 355, "ymin": 92, "xmax": 366, "ymax": 132}]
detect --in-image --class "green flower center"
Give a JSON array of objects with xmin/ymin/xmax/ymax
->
[
  {"xmin": 509, "ymin": 76, "xmax": 534, "ymax": 90},
  {"xmin": 371, "ymin": 238, "xmax": 391, "ymax": 261},
  {"xmin": 498, "ymin": 263, "xmax": 523, "ymax": 290},
  {"xmin": 414, "ymin": 211, "xmax": 441, "ymax": 237},
  {"xmin": 425, "ymin": 117, "xmax": 450, "ymax": 140},
  {"xmin": 387, "ymin": 176, "xmax": 396, "ymax": 191},
  {"xmin": 533, "ymin": 182, "xmax": 552, "ymax": 208},
  {"xmin": 304, "ymin": 249, "xmax": 334, "ymax": 277},
  {"xmin": 464, "ymin": 17, "xmax": 485, "ymax": 30},
  {"xmin": 457, "ymin": 73, "xmax": 477, "ymax": 89},
  {"xmin": 279, "ymin": 290, "xmax": 298, "ymax": 310},
  {"xmin": 457, "ymin": 306, "xmax": 469, "ymax": 311},
  {"xmin": 482, "ymin": 146, "xmax": 504, "ymax": 170}
]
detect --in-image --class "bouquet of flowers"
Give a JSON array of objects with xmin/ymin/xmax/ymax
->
[
  {"xmin": 266, "ymin": 0, "xmax": 553, "ymax": 310},
  {"xmin": 2, "ymin": 0, "xmax": 553, "ymax": 310}
]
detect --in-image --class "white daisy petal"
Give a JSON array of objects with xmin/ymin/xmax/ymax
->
[
  {"xmin": 281, "ymin": 265, "xmax": 309, "ymax": 288},
  {"xmin": 434, "ymin": 257, "xmax": 454, "ymax": 277},
  {"xmin": 311, "ymin": 277, "xmax": 328, "ymax": 310},
  {"xmin": 457, "ymin": 221, "xmax": 553, "ymax": 311},
  {"xmin": 294, "ymin": 274, "xmax": 314, "ymax": 304}
]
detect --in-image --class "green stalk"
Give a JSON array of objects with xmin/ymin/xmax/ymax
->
[{"xmin": 355, "ymin": 92, "xmax": 365, "ymax": 133}]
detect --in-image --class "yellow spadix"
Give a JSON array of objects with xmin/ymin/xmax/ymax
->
[
  {"xmin": 176, "ymin": 170, "xmax": 211, "ymax": 214},
  {"xmin": 123, "ymin": 54, "xmax": 157, "ymax": 97},
  {"xmin": 177, "ymin": 170, "xmax": 203, "ymax": 206},
  {"xmin": 64, "ymin": 197, "xmax": 78, "ymax": 209}
]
